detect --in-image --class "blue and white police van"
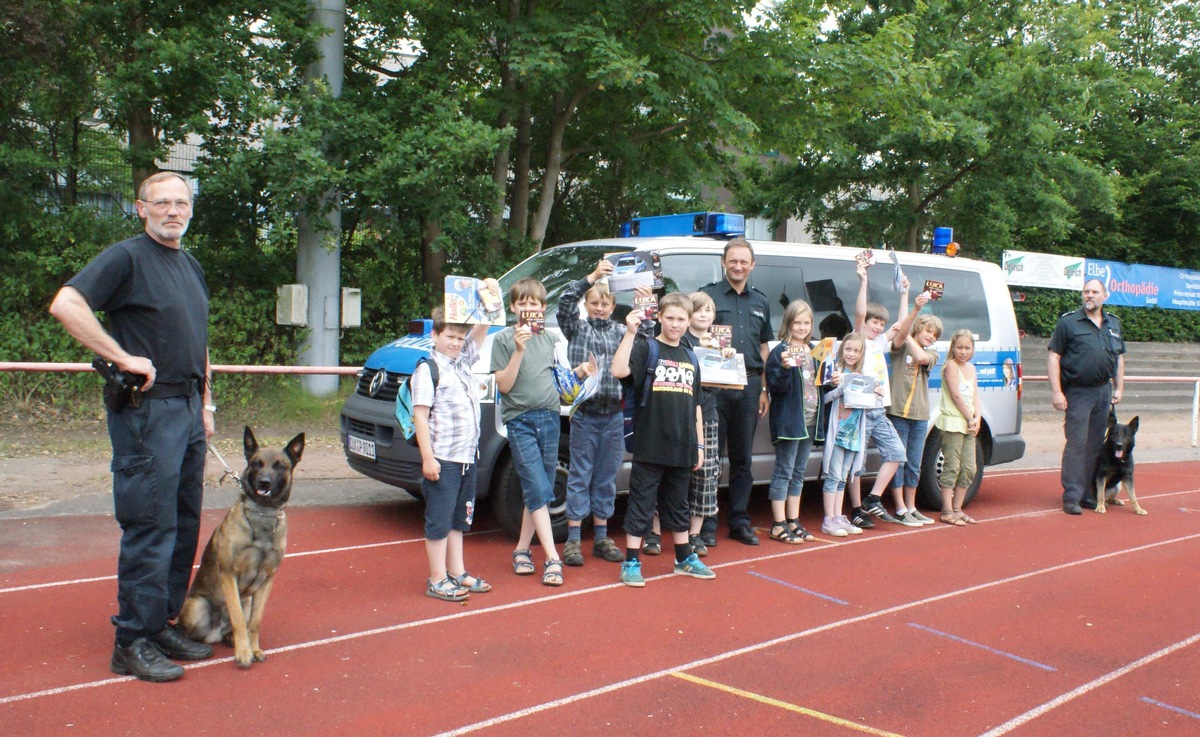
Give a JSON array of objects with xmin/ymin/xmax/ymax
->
[{"xmin": 340, "ymin": 213, "xmax": 1025, "ymax": 538}]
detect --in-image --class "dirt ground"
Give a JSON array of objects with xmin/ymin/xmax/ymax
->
[{"xmin": 1, "ymin": 414, "xmax": 1197, "ymax": 518}]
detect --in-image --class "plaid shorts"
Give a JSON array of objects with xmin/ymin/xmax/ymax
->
[{"xmin": 689, "ymin": 418, "xmax": 720, "ymax": 518}]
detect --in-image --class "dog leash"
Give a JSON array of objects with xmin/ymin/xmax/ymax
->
[{"xmin": 207, "ymin": 443, "xmax": 242, "ymax": 486}]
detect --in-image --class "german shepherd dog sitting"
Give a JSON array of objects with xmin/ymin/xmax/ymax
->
[
  {"xmin": 180, "ymin": 427, "xmax": 305, "ymax": 668},
  {"xmin": 1094, "ymin": 413, "xmax": 1146, "ymax": 515}
]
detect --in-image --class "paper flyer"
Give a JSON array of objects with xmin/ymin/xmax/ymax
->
[
  {"xmin": 605, "ymin": 250, "xmax": 664, "ymax": 293},
  {"xmin": 443, "ymin": 276, "xmax": 505, "ymax": 325},
  {"xmin": 842, "ymin": 373, "xmax": 878, "ymax": 409},
  {"xmin": 696, "ymin": 348, "xmax": 747, "ymax": 388},
  {"xmin": 888, "ymin": 248, "xmax": 906, "ymax": 292}
]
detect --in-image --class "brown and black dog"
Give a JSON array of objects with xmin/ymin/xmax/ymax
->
[
  {"xmin": 179, "ymin": 427, "xmax": 304, "ymax": 668},
  {"xmin": 1094, "ymin": 413, "xmax": 1146, "ymax": 515}
]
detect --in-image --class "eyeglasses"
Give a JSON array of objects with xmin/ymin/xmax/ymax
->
[{"xmin": 143, "ymin": 199, "xmax": 193, "ymax": 211}]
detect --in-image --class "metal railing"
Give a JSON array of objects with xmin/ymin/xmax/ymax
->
[
  {"xmin": 4, "ymin": 363, "xmax": 1196, "ymax": 446},
  {"xmin": 1023, "ymin": 375, "xmax": 1200, "ymax": 447}
]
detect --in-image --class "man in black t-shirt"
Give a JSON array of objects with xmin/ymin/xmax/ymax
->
[{"xmin": 50, "ymin": 172, "xmax": 216, "ymax": 682}]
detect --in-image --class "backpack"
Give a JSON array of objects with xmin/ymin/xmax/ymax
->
[
  {"xmin": 622, "ymin": 339, "xmax": 697, "ymax": 453},
  {"xmin": 395, "ymin": 356, "xmax": 440, "ymax": 447}
]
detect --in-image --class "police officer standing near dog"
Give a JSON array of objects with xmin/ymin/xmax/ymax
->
[
  {"xmin": 1048, "ymin": 277, "xmax": 1125, "ymax": 515},
  {"xmin": 50, "ymin": 171, "xmax": 216, "ymax": 681}
]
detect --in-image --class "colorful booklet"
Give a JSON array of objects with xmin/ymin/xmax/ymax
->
[
  {"xmin": 855, "ymin": 249, "xmax": 876, "ymax": 268},
  {"xmin": 708, "ymin": 324, "xmax": 732, "ymax": 348},
  {"xmin": 519, "ymin": 309, "xmax": 545, "ymax": 334},
  {"xmin": 924, "ymin": 279, "xmax": 945, "ymax": 301},
  {"xmin": 634, "ymin": 293, "xmax": 658, "ymax": 323},
  {"xmin": 443, "ymin": 276, "xmax": 505, "ymax": 325}
]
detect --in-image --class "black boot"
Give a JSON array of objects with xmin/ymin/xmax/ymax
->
[
  {"xmin": 149, "ymin": 623, "xmax": 213, "ymax": 661},
  {"xmin": 111, "ymin": 638, "xmax": 185, "ymax": 682}
]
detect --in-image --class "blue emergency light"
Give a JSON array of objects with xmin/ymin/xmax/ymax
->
[{"xmin": 621, "ymin": 212, "xmax": 746, "ymax": 238}]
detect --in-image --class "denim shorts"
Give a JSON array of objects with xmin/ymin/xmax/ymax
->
[
  {"xmin": 506, "ymin": 408, "xmax": 560, "ymax": 511},
  {"xmin": 888, "ymin": 416, "xmax": 928, "ymax": 488},
  {"xmin": 866, "ymin": 408, "xmax": 907, "ymax": 462}
]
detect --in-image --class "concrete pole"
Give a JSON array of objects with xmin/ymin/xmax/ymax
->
[{"xmin": 296, "ymin": 0, "xmax": 345, "ymax": 396}]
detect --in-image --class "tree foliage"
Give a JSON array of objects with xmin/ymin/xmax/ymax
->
[{"xmin": 2, "ymin": 0, "xmax": 1198, "ymax": 413}]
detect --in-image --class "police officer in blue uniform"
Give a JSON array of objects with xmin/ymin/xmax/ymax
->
[
  {"xmin": 50, "ymin": 172, "xmax": 216, "ymax": 681},
  {"xmin": 700, "ymin": 238, "xmax": 773, "ymax": 545},
  {"xmin": 1048, "ymin": 277, "xmax": 1125, "ymax": 515}
]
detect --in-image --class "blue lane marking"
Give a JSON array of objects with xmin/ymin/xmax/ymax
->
[
  {"xmin": 906, "ymin": 623, "xmax": 1057, "ymax": 672},
  {"xmin": 1141, "ymin": 697, "xmax": 1200, "ymax": 720},
  {"xmin": 748, "ymin": 571, "xmax": 849, "ymax": 605}
]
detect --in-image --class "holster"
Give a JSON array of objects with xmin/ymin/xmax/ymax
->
[{"xmin": 92, "ymin": 357, "xmax": 145, "ymax": 413}]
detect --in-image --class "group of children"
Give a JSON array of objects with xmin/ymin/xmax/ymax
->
[{"xmin": 411, "ymin": 258, "xmax": 983, "ymax": 601}]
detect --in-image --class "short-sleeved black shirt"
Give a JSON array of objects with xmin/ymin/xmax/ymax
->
[
  {"xmin": 67, "ymin": 233, "xmax": 210, "ymax": 384},
  {"xmin": 699, "ymin": 279, "xmax": 773, "ymax": 372},
  {"xmin": 1048, "ymin": 308, "xmax": 1124, "ymax": 388},
  {"xmin": 627, "ymin": 339, "xmax": 701, "ymax": 467}
]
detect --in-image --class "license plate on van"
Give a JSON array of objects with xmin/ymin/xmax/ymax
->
[{"xmin": 347, "ymin": 435, "xmax": 376, "ymax": 460}]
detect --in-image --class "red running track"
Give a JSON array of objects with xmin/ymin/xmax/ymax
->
[{"xmin": 2, "ymin": 461, "xmax": 1199, "ymax": 736}]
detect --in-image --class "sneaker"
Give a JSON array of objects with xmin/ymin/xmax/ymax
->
[
  {"xmin": 642, "ymin": 532, "xmax": 662, "ymax": 556},
  {"xmin": 674, "ymin": 553, "xmax": 716, "ymax": 579},
  {"xmin": 896, "ymin": 512, "xmax": 924, "ymax": 528},
  {"xmin": 862, "ymin": 497, "xmax": 899, "ymax": 523},
  {"xmin": 910, "ymin": 510, "xmax": 936, "ymax": 525},
  {"xmin": 562, "ymin": 539, "xmax": 585, "ymax": 567},
  {"xmin": 849, "ymin": 510, "xmax": 876, "ymax": 529},
  {"xmin": 620, "ymin": 560, "xmax": 646, "ymax": 587},
  {"xmin": 689, "ymin": 533, "xmax": 709, "ymax": 557},
  {"xmin": 821, "ymin": 517, "xmax": 848, "ymax": 537},
  {"xmin": 836, "ymin": 515, "xmax": 863, "ymax": 535},
  {"xmin": 591, "ymin": 537, "xmax": 624, "ymax": 562}
]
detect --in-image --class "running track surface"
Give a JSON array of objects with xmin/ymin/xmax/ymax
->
[{"xmin": 3, "ymin": 461, "xmax": 1199, "ymax": 737}]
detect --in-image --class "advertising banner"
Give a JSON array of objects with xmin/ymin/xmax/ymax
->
[
  {"xmin": 1083, "ymin": 260, "xmax": 1200, "ymax": 312},
  {"xmin": 1002, "ymin": 250, "xmax": 1084, "ymax": 290}
]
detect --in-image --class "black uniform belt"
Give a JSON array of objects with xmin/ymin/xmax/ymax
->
[{"xmin": 142, "ymin": 380, "xmax": 199, "ymax": 400}]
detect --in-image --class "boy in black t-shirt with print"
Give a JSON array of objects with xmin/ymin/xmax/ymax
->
[{"xmin": 611, "ymin": 293, "xmax": 715, "ymax": 587}]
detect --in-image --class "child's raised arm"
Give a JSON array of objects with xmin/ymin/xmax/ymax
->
[
  {"xmin": 610, "ymin": 309, "xmax": 643, "ymax": 380},
  {"xmin": 470, "ymin": 278, "xmax": 502, "ymax": 349},
  {"xmin": 853, "ymin": 261, "xmax": 869, "ymax": 332},
  {"xmin": 891, "ymin": 290, "xmax": 928, "ymax": 350}
]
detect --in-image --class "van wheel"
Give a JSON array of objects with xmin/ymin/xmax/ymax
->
[
  {"xmin": 488, "ymin": 437, "xmax": 571, "ymax": 542},
  {"xmin": 916, "ymin": 427, "xmax": 985, "ymax": 511}
]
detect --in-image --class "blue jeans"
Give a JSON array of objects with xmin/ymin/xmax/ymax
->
[
  {"xmin": 507, "ymin": 408, "xmax": 560, "ymax": 511},
  {"xmin": 768, "ymin": 433, "xmax": 815, "ymax": 502},
  {"xmin": 565, "ymin": 409, "xmax": 623, "ymax": 522},
  {"xmin": 888, "ymin": 416, "xmax": 928, "ymax": 489},
  {"xmin": 822, "ymin": 445, "xmax": 856, "ymax": 494}
]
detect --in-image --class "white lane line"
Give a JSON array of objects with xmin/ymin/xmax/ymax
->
[
  {"xmin": 977, "ymin": 633, "xmax": 1200, "ymax": 737},
  {"xmin": 0, "ymin": 528, "xmax": 501, "ymax": 595}
]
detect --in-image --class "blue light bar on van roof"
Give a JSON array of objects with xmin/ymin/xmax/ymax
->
[{"xmin": 621, "ymin": 212, "xmax": 745, "ymax": 239}]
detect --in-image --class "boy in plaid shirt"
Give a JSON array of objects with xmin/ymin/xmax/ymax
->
[{"xmin": 557, "ymin": 259, "xmax": 653, "ymax": 567}]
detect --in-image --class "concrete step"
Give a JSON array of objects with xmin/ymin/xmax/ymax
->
[{"xmin": 1018, "ymin": 337, "xmax": 1200, "ymax": 420}]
